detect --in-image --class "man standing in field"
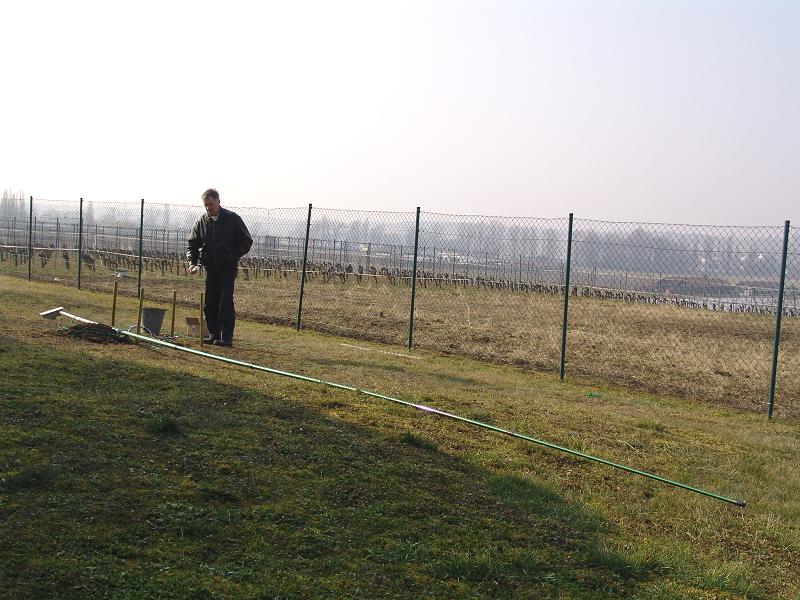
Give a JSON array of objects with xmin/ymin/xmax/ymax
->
[{"xmin": 187, "ymin": 188, "xmax": 253, "ymax": 347}]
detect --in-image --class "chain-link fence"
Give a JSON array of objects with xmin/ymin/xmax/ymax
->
[
  {"xmin": 233, "ymin": 206, "xmax": 311, "ymax": 328},
  {"xmin": 415, "ymin": 212, "xmax": 570, "ymax": 371},
  {"xmin": 0, "ymin": 199, "xmax": 31, "ymax": 279},
  {"xmin": 301, "ymin": 207, "xmax": 418, "ymax": 345},
  {"xmin": 569, "ymin": 220, "xmax": 788, "ymax": 415},
  {"xmin": 0, "ymin": 197, "xmax": 82, "ymax": 286},
  {"xmin": 1, "ymin": 197, "xmax": 796, "ymax": 418}
]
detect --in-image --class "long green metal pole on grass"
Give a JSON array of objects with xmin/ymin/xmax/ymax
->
[
  {"xmin": 559, "ymin": 213, "xmax": 574, "ymax": 380},
  {"xmin": 27, "ymin": 196, "xmax": 33, "ymax": 281},
  {"xmin": 296, "ymin": 203, "xmax": 312, "ymax": 331},
  {"xmin": 408, "ymin": 206, "xmax": 421, "ymax": 350},
  {"xmin": 768, "ymin": 219, "xmax": 791, "ymax": 420},
  {"xmin": 109, "ymin": 325, "xmax": 745, "ymax": 507},
  {"xmin": 77, "ymin": 198, "xmax": 83, "ymax": 289},
  {"xmin": 137, "ymin": 199, "xmax": 144, "ymax": 299},
  {"xmin": 47, "ymin": 305, "xmax": 744, "ymax": 507}
]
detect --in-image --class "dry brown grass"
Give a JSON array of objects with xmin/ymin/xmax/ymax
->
[
  {"xmin": 8, "ymin": 258, "xmax": 800, "ymax": 418},
  {"xmin": 414, "ymin": 284, "xmax": 799, "ymax": 417}
]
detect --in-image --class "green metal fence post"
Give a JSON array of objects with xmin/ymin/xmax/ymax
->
[
  {"xmin": 137, "ymin": 199, "xmax": 144, "ymax": 298},
  {"xmin": 559, "ymin": 213, "xmax": 574, "ymax": 380},
  {"xmin": 27, "ymin": 196, "xmax": 33, "ymax": 281},
  {"xmin": 408, "ymin": 207, "xmax": 421, "ymax": 350},
  {"xmin": 296, "ymin": 203, "xmax": 312, "ymax": 331},
  {"xmin": 77, "ymin": 198, "xmax": 84, "ymax": 289},
  {"xmin": 768, "ymin": 219, "xmax": 791, "ymax": 419}
]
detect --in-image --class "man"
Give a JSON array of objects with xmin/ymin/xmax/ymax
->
[{"xmin": 187, "ymin": 188, "xmax": 253, "ymax": 347}]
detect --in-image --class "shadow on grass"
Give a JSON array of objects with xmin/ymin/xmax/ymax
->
[
  {"xmin": 144, "ymin": 415, "xmax": 183, "ymax": 436},
  {"xmin": 0, "ymin": 336, "xmax": 753, "ymax": 599},
  {"xmin": 0, "ymin": 464, "xmax": 57, "ymax": 491},
  {"xmin": 312, "ymin": 356, "xmax": 485, "ymax": 388}
]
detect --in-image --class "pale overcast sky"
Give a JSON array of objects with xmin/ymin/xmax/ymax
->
[{"xmin": 1, "ymin": 0, "xmax": 797, "ymax": 224}]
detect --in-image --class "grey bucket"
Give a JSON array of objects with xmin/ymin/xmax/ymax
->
[{"xmin": 141, "ymin": 307, "xmax": 167, "ymax": 335}]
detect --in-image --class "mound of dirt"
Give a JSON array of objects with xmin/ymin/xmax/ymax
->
[{"xmin": 59, "ymin": 323, "xmax": 132, "ymax": 344}]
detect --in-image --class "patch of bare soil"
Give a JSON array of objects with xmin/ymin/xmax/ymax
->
[{"xmin": 59, "ymin": 323, "xmax": 132, "ymax": 344}]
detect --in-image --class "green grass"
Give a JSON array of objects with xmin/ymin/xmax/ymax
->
[{"xmin": 1, "ymin": 274, "xmax": 799, "ymax": 598}]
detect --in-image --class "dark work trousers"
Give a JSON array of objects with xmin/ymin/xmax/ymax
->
[{"xmin": 204, "ymin": 265, "xmax": 238, "ymax": 342}]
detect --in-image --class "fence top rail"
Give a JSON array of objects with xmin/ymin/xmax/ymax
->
[
  {"xmin": 199, "ymin": 203, "xmax": 308, "ymax": 211},
  {"xmin": 7, "ymin": 200, "xmax": 792, "ymax": 231},
  {"xmin": 574, "ymin": 217, "xmax": 787, "ymax": 230},
  {"xmin": 313, "ymin": 206, "xmax": 416, "ymax": 217},
  {"xmin": 26, "ymin": 198, "xmax": 83, "ymax": 204},
  {"xmin": 29, "ymin": 199, "xmax": 313, "ymax": 212},
  {"xmin": 421, "ymin": 210, "xmax": 568, "ymax": 223}
]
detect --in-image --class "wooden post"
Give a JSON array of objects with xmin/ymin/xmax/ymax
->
[
  {"xmin": 199, "ymin": 292, "xmax": 204, "ymax": 345},
  {"xmin": 136, "ymin": 286, "xmax": 144, "ymax": 339},
  {"xmin": 170, "ymin": 290, "xmax": 177, "ymax": 337},
  {"xmin": 111, "ymin": 279, "xmax": 118, "ymax": 327}
]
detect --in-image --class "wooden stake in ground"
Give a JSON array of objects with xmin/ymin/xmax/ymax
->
[
  {"xmin": 111, "ymin": 280, "xmax": 118, "ymax": 327},
  {"xmin": 170, "ymin": 290, "xmax": 177, "ymax": 338},
  {"xmin": 137, "ymin": 287, "xmax": 144, "ymax": 336},
  {"xmin": 199, "ymin": 292, "xmax": 204, "ymax": 345}
]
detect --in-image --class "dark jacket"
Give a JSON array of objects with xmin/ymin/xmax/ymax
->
[{"xmin": 187, "ymin": 207, "xmax": 253, "ymax": 269}]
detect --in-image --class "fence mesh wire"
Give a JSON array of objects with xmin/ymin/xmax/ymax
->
[
  {"xmin": 415, "ymin": 212, "xmax": 570, "ymax": 371},
  {"xmin": 1, "ymin": 197, "xmax": 797, "ymax": 417},
  {"xmin": 0, "ymin": 198, "xmax": 82, "ymax": 287},
  {"xmin": 0, "ymin": 198, "xmax": 31, "ymax": 278},
  {"xmin": 235, "ymin": 206, "xmax": 309, "ymax": 328},
  {"xmin": 570, "ymin": 219, "xmax": 787, "ymax": 415},
  {"xmin": 300, "ymin": 207, "xmax": 417, "ymax": 345},
  {"xmin": 81, "ymin": 200, "xmax": 143, "ymax": 297}
]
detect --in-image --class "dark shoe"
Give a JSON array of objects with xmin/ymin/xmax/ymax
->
[
  {"xmin": 203, "ymin": 335, "xmax": 219, "ymax": 343},
  {"xmin": 213, "ymin": 339, "xmax": 233, "ymax": 347}
]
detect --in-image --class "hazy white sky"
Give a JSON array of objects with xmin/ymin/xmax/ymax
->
[{"xmin": 2, "ymin": 0, "xmax": 797, "ymax": 224}]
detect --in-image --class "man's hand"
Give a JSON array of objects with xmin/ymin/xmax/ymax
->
[{"xmin": 188, "ymin": 264, "xmax": 199, "ymax": 274}]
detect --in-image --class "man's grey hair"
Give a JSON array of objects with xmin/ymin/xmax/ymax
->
[{"xmin": 201, "ymin": 188, "xmax": 220, "ymax": 202}]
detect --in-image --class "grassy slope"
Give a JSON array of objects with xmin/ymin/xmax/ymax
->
[{"xmin": 0, "ymin": 274, "xmax": 798, "ymax": 599}]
